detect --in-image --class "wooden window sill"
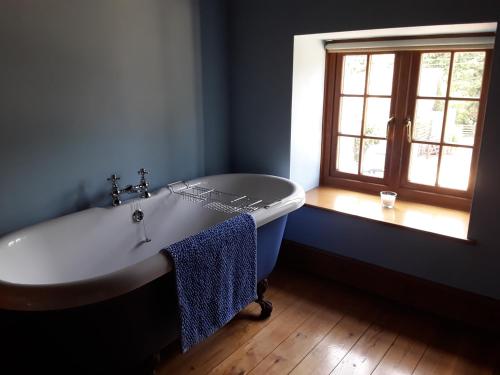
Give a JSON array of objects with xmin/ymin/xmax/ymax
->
[{"xmin": 306, "ymin": 186, "xmax": 473, "ymax": 243}]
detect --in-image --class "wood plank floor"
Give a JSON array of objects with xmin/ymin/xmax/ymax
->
[{"xmin": 156, "ymin": 267, "xmax": 500, "ymax": 375}]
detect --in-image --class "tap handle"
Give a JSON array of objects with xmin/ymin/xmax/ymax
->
[
  {"xmin": 138, "ymin": 168, "xmax": 149, "ymax": 187},
  {"xmin": 138, "ymin": 168, "xmax": 149, "ymax": 177},
  {"xmin": 138, "ymin": 169, "xmax": 150, "ymax": 197},
  {"xmin": 107, "ymin": 174, "xmax": 120, "ymax": 186}
]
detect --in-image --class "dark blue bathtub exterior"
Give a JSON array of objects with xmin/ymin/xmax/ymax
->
[
  {"xmin": 257, "ymin": 215, "xmax": 287, "ymax": 281},
  {"xmin": 1, "ymin": 216, "xmax": 288, "ymax": 373}
]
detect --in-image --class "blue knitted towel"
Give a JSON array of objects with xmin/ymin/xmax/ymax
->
[{"xmin": 163, "ymin": 213, "xmax": 257, "ymax": 352}]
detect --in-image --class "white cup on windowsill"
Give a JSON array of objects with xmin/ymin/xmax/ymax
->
[{"xmin": 380, "ymin": 191, "xmax": 397, "ymax": 208}]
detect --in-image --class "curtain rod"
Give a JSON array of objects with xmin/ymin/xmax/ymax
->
[{"xmin": 325, "ymin": 36, "xmax": 495, "ymax": 52}]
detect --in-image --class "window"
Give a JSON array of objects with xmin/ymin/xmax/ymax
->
[{"xmin": 321, "ymin": 38, "xmax": 493, "ymax": 210}]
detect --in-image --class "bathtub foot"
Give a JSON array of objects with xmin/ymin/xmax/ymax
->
[{"xmin": 256, "ymin": 278, "xmax": 273, "ymax": 319}]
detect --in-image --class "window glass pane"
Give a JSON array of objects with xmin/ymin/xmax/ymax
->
[
  {"xmin": 438, "ymin": 146, "xmax": 473, "ymax": 190},
  {"xmin": 341, "ymin": 55, "xmax": 367, "ymax": 94},
  {"xmin": 449, "ymin": 51, "xmax": 485, "ymax": 98},
  {"xmin": 337, "ymin": 136, "xmax": 360, "ymax": 174},
  {"xmin": 361, "ymin": 139, "xmax": 387, "ymax": 178},
  {"xmin": 408, "ymin": 143, "xmax": 440, "ymax": 186},
  {"xmin": 412, "ymin": 99, "xmax": 445, "ymax": 142},
  {"xmin": 339, "ymin": 96, "xmax": 364, "ymax": 135},
  {"xmin": 364, "ymin": 98, "xmax": 391, "ymax": 138},
  {"xmin": 444, "ymin": 100, "xmax": 479, "ymax": 146},
  {"xmin": 367, "ymin": 54, "xmax": 395, "ymax": 95},
  {"xmin": 417, "ymin": 52, "xmax": 451, "ymax": 97}
]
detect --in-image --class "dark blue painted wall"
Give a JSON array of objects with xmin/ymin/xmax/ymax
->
[
  {"xmin": 0, "ymin": 0, "xmax": 229, "ymax": 236},
  {"xmin": 200, "ymin": 0, "xmax": 230, "ymax": 175},
  {"xmin": 227, "ymin": 0, "xmax": 500, "ymax": 298}
]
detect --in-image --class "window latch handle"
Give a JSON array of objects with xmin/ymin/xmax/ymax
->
[
  {"xmin": 404, "ymin": 117, "xmax": 412, "ymax": 143},
  {"xmin": 386, "ymin": 116, "xmax": 395, "ymax": 138}
]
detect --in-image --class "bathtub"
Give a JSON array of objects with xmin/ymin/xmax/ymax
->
[{"xmin": 0, "ymin": 173, "xmax": 304, "ymax": 372}]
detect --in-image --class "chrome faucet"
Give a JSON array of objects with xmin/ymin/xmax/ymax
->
[{"xmin": 107, "ymin": 168, "xmax": 152, "ymax": 207}]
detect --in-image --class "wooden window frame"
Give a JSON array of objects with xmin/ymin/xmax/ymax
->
[{"xmin": 321, "ymin": 44, "xmax": 493, "ymax": 211}]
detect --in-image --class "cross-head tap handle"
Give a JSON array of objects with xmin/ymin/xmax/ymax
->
[
  {"xmin": 107, "ymin": 174, "xmax": 120, "ymax": 186},
  {"xmin": 108, "ymin": 173, "xmax": 120, "ymax": 194}
]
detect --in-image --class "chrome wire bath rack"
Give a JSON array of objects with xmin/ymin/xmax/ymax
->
[{"xmin": 167, "ymin": 181, "xmax": 280, "ymax": 214}]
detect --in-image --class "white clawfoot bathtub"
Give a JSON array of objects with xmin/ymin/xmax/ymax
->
[{"xmin": 0, "ymin": 173, "xmax": 304, "ymax": 311}]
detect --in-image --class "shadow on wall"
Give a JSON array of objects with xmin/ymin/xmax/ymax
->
[{"xmin": 0, "ymin": 0, "xmax": 229, "ymax": 236}]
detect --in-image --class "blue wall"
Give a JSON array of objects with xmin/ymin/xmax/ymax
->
[
  {"xmin": 227, "ymin": 0, "xmax": 500, "ymax": 299},
  {"xmin": 0, "ymin": 0, "xmax": 229, "ymax": 236},
  {"xmin": 200, "ymin": 0, "xmax": 230, "ymax": 175}
]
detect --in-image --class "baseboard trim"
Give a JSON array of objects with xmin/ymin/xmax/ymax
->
[{"xmin": 279, "ymin": 240, "xmax": 500, "ymax": 331}]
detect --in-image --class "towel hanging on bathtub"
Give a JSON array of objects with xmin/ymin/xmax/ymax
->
[{"xmin": 163, "ymin": 213, "xmax": 257, "ymax": 352}]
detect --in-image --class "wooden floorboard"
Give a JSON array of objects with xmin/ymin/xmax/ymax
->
[
  {"xmin": 329, "ymin": 310, "xmax": 399, "ymax": 375},
  {"xmin": 289, "ymin": 295, "xmax": 381, "ymax": 375},
  {"xmin": 206, "ymin": 298, "xmax": 312, "ymax": 374},
  {"xmin": 156, "ymin": 271, "xmax": 299, "ymax": 375},
  {"xmin": 371, "ymin": 314, "xmax": 431, "ymax": 375},
  {"xmin": 248, "ymin": 279, "xmax": 345, "ymax": 374},
  {"xmin": 156, "ymin": 266, "xmax": 499, "ymax": 375}
]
